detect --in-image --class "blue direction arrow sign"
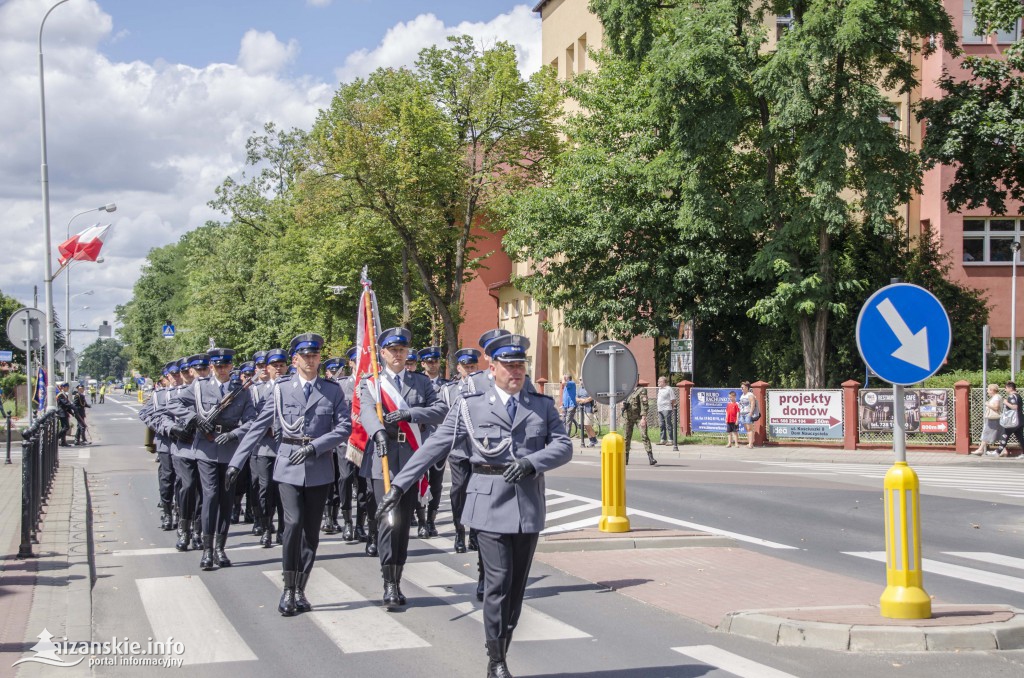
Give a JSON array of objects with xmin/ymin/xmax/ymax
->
[
  {"xmin": 162, "ymin": 323, "xmax": 175, "ymax": 339},
  {"xmin": 856, "ymin": 283, "xmax": 951, "ymax": 386}
]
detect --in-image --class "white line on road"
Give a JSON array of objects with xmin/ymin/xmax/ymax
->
[
  {"xmin": 136, "ymin": 576, "xmax": 257, "ymax": 665},
  {"xmin": 401, "ymin": 561, "xmax": 590, "ymax": 641},
  {"xmin": 542, "ymin": 516, "xmax": 601, "ymax": 533},
  {"xmin": 844, "ymin": 551, "xmax": 1024, "ymax": 594},
  {"xmin": 672, "ymin": 645, "xmax": 800, "ymax": 678},
  {"xmin": 262, "ymin": 569, "xmax": 430, "ymax": 653},
  {"xmin": 943, "ymin": 552, "xmax": 1024, "ymax": 571},
  {"xmin": 544, "ymin": 503, "xmax": 602, "ymax": 522},
  {"xmin": 78, "ymin": 449, "xmax": 90, "ymax": 459}
]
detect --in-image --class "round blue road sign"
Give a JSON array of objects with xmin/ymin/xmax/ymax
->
[{"xmin": 856, "ymin": 283, "xmax": 952, "ymax": 386}]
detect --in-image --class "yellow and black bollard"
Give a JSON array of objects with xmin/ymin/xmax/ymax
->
[
  {"xmin": 880, "ymin": 461, "xmax": 930, "ymax": 618},
  {"xmin": 598, "ymin": 431, "xmax": 630, "ymax": 533}
]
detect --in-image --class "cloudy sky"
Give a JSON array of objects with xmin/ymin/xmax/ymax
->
[{"xmin": 0, "ymin": 0, "xmax": 541, "ymax": 350}]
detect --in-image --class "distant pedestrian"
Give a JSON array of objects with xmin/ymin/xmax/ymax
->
[
  {"xmin": 725, "ymin": 391, "xmax": 740, "ymax": 448},
  {"xmin": 576, "ymin": 382, "xmax": 598, "ymax": 447},
  {"xmin": 973, "ymin": 383, "xmax": 1003, "ymax": 456},
  {"xmin": 997, "ymin": 381, "xmax": 1022, "ymax": 458},
  {"xmin": 738, "ymin": 381, "xmax": 759, "ymax": 449},
  {"xmin": 622, "ymin": 381, "xmax": 657, "ymax": 465},
  {"xmin": 99, "ymin": 383, "xmax": 106, "ymax": 404},
  {"xmin": 561, "ymin": 374, "xmax": 577, "ymax": 428},
  {"xmin": 656, "ymin": 377, "xmax": 676, "ymax": 444}
]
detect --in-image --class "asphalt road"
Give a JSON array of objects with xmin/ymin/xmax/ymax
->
[{"xmin": 79, "ymin": 393, "xmax": 1024, "ymax": 677}]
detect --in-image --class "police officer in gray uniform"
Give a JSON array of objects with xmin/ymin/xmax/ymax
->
[
  {"xmin": 447, "ymin": 346, "xmax": 483, "ymax": 553},
  {"xmin": 320, "ymin": 355, "xmax": 345, "ymax": 535},
  {"xmin": 336, "ymin": 346, "xmax": 367, "ymax": 541},
  {"xmin": 254, "ymin": 348, "xmax": 290, "ymax": 547},
  {"xmin": 139, "ymin": 361, "xmax": 179, "ymax": 531},
  {"xmin": 377, "ymin": 334, "xmax": 572, "ymax": 677},
  {"xmin": 417, "ymin": 345, "xmax": 447, "ymax": 537},
  {"xmin": 166, "ymin": 348, "xmax": 257, "ymax": 571},
  {"xmin": 227, "ymin": 333, "xmax": 351, "ymax": 616},
  {"xmin": 358, "ymin": 327, "xmax": 447, "ymax": 608}
]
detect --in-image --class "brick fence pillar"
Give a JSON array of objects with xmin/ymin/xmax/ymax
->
[
  {"xmin": 677, "ymin": 380, "xmax": 693, "ymax": 437},
  {"xmin": 842, "ymin": 379, "xmax": 861, "ymax": 451},
  {"xmin": 751, "ymin": 381, "xmax": 769, "ymax": 446},
  {"xmin": 954, "ymin": 380, "xmax": 971, "ymax": 455}
]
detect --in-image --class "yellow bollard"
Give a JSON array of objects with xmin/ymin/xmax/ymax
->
[
  {"xmin": 880, "ymin": 462, "xmax": 931, "ymax": 619},
  {"xmin": 137, "ymin": 389, "xmax": 143, "ymax": 404},
  {"xmin": 598, "ymin": 431, "xmax": 630, "ymax": 533}
]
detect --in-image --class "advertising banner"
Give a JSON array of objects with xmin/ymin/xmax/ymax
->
[
  {"xmin": 690, "ymin": 388, "xmax": 749, "ymax": 434},
  {"xmin": 768, "ymin": 390, "xmax": 843, "ymax": 439},
  {"xmin": 858, "ymin": 389, "xmax": 949, "ymax": 435}
]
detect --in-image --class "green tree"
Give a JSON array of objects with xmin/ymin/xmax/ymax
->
[
  {"xmin": 0, "ymin": 290, "xmax": 27, "ymax": 363},
  {"xmin": 78, "ymin": 338, "xmax": 128, "ymax": 380},
  {"xmin": 503, "ymin": 0, "xmax": 956, "ymax": 387},
  {"xmin": 917, "ymin": 0, "xmax": 1023, "ymax": 213},
  {"xmin": 304, "ymin": 36, "xmax": 562, "ymax": 364}
]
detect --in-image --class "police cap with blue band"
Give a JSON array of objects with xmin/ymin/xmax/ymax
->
[
  {"xmin": 290, "ymin": 333, "xmax": 324, "ymax": 356},
  {"xmin": 239, "ymin": 361, "xmax": 255, "ymax": 375},
  {"xmin": 418, "ymin": 346, "xmax": 442, "ymax": 361},
  {"xmin": 208, "ymin": 348, "xmax": 235, "ymax": 365},
  {"xmin": 406, "ymin": 349, "xmax": 419, "ymax": 362},
  {"xmin": 323, "ymin": 357, "xmax": 342, "ymax": 372},
  {"xmin": 378, "ymin": 327, "xmax": 412, "ymax": 348},
  {"xmin": 346, "ymin": 346, "xmax": 358, "ymax": 362},
  {"xmin": 252, "ymin": 350, "xmax": 267, "ymax": 366},
  {"xmin": 161, "ymin": 364, "xmax": 171, "ymax": 376},
  {"xmin": 479, "ymin": 328, "xmax": 511, "ymax": 350},
  {"xmin": 187, "ymin": 353, "xmax": 210, "ymax": 368},
  {"xmin": 166, "ymin": 361, "xmax": 180, "ymax": 375},
  {"xmin": 455, "ymin": 348, "xmax": 481, "ymax": 364},
  {"xmin": 178, "ymin": 357, "xmax": 190, "ymax": 371},
  {"xmin": 485, "ymin": 334, "xmax": 530, "ymax": 362},
  {"xmin": 266, "ymin": 348, "xmax": 287, "ymax": 363}
]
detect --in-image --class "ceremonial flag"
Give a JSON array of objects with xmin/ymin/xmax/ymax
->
[
  {"xmin": 345, "ymin": 270, "xmax": 381, "ymax": 463},
  {"xmin": 35, "ymin": 368, "xmax": 46, "ymax": 411},
  {"xmin": 58, "ymin": 223, "xmax": 112, "ymax": 266}
]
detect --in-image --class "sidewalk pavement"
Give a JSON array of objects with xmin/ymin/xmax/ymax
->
[{"xmin": 0, "ymin": 445, "xmax": 91, "ymax": 678}]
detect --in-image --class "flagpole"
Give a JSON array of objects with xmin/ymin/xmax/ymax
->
[{"xmin": 362, "ymin": 275, "xmax": 391, "ymax": 494}]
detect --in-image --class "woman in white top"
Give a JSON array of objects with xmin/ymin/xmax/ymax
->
[
  {"xmin": 738, "ymin": 381, "xmax": 759, "ymax": 449},
  {"xmin": 973, "ymin": 383, "xmax": 1003, "ymax": 456}
]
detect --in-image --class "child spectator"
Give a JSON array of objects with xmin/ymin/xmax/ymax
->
[{"xmin": 725, "ymin": 391, "xmax": 740, "ymax": 448}]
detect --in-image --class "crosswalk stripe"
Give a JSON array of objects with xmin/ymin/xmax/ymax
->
[
  {"xmin": 672, "ymin": 645, "xmax": 800, "ymax": 678},
  {"xmin": 543, "ymin": 495, "xmax": 578, "ymax": 507},
  {"xmin": 402, "ymin": 561, "xmax": 591, "ymax": 641},
  {"xmin": 844, "ymin": 551, "xmax": 1024, "ymax": 594},
  {"xmin": 261, "ymin": 570, "xmax": 430, "ymax": 653},
  {"xmin": 544, "ymin": 503, "xmax": 601, "ymax": 521},
  {"xmin": 136, "ymin": 576, "xmax": 257, "ymax": 664},
  {"xmin": 943, "ymin": 552, "xmax": 1024, "ymax": 571},
  {"xmin": 542, "ymin": 516, "xmax": 601, "ymax": 534}
]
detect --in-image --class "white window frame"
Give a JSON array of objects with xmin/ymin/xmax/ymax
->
[{"xmin": 962, "ymin": 217, "xmax": 1024, "ymax": 264}]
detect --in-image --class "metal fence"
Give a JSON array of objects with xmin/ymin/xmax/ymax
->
[{"xmin": 18, "ymin": 410, "xmax": 61, "ymax": 558}]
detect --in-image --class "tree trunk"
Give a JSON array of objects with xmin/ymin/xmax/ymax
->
[
  {"xmin": 798, "ymin": 309, "xmax": 830, "ymax": 388},
  {"xmin": 401, "ymin": 248, "xmax": 412, "ymax": 327}
]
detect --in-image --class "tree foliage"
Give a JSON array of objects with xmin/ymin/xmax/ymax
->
[
  {"xmin": 78, "ymin": 338, "xmax": 128, "ymax": 380},
  {"xmin": 502, "ymin": 0, "xmax": 958, "ymax": 387}
]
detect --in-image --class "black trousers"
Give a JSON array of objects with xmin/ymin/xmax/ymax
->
[
  {"xmin": 338, "ymin": 455, "xmax": 366, "ymax": 514},
  {"xmin": 476, "ymin": 531, "xmax": 539, "ymax": 642},
  {"xmin": 426, "ymin": 462, "xmax": 445, "ymax": 514},
  {"xmin": 172, "ymin": 456, "xmax": 200, "ymax": 523},
  {"xmin": 278, "ymin": 482, "xmax": 330, "ymax": 574},
  {"xmin": 197, "ymin": 459, "xmax": 232, "ymax": 536},
  {"xmin": 372, "ymin": 478, "xmax": 418, "ymax": 566},
  {"xmin": 326, "ymin": 453, "xmax": 341, "ymax": 506},
  {"xmin": 247, "ymin": 453, "xmax": 263, "ymax": 521},
  {"xmin": 449, "ymin": 456, "xmax": 472, "ymax": 528},
  {"xmin": 255, "ymin": 456, "xmax": 279, "ymax": 530},
  {"xmin": 157, "ymin": 452, "xmax": 176, "ymax": 507}
]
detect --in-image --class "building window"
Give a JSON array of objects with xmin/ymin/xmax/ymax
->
[
  {"xmin": 502, "ymin": 302, "xmax": 510, "ymax": 319},
  {"xmin": 525, "ymin": 297, "xmax": 534, "ymax": 315},
  {"xmin": 963, "ymin": 0, "xmax": 1021, "ymax": 44},
  {"xmin": 776, "ymin": 10, "xmax": 794, "ymax": 42},
  {"xmin": 879, "ymin": 104, "xmax": 901, "ymax": 131},
  {"xmin": 963, "ymin": 218, "xmax": 1024, "ymax": 263},
  {"xmin": 577, "ymin": 34, "xmax": 587, "ymax": 73},
  {"xmin": 565, "ymin": 44, "xmax": 575, "ymax": 80}
]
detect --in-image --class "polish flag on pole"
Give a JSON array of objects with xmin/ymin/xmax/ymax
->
[
  {"xmin": 344, "ymin": 268, "xmax": 381, "ymax": 465},
  {"xmin": 58, "ymin": 223, "xmax": 112, "ymax": 266}
]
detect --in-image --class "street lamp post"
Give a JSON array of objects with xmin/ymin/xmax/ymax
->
[
  {"xmin": 1013, "ymin": 241, "xmax": 1020, "ymax": 380},
  {"xmin": 38, "ymin": 0, "xmax": 73, "ymax": 411}
]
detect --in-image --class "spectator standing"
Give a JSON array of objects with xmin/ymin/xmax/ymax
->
[
  {"xmin": 561, "ymin": 374, "xmax": 577, "ymax": 428},
  {"xmin": 72, "ymin": 384, "xmax": 91, "ymax": 445},
  {"xmin": 725, "ymin": 391, "xmax": 740, "ymax": 448},
  {"xmin": 622, "ymin": 381, "xmax": 657, "ymax": 465},
  {"xmin": 99, "ymin": 382, "xmax": 106, "ymax": 404},
  {"xmin": 973, "ymin": 383, "xmax": 1003, "ymax": 456},
  {"xmin": 576, "ymin": 382, "xmax": 598, "ymax": 447},
  {"xmin": 997, "ymin": 381, "xmax": 1022, "ymax": 458},
  {"xmin": 738, "ymin": 381, "xmax": 759, "ymax": 449},
  {"xmin": 656, "ymin": 377, "xmax": 676, "ymax": 444}
]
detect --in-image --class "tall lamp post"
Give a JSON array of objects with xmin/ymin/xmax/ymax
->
[
  {"xmin": 1012, "ymin": 241, "xmax": 1020, "ymax": 380},
  {"xmin": 38, "ymin": 0, "xmax": 73, "ymax": 411}
]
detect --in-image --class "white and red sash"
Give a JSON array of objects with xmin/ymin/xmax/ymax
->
[{"xmin": 369, "ymin": 376, "xmax": 429, "ymax": 502}]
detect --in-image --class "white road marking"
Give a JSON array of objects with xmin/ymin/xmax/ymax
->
[
  {"xmin": 136, "ymin": 576, "xmax": 257, "ymax": 665},
  {"xmin": 673, "ymin": 645, "xmax": 800, "ymax": 678},
  {"xmin": 78, "ymin": 449, "xmax": 90, "ymax": 459},
  {"xmin": 944, "ymin": 552, "xmax": 1024, "ymax": 571},
  {"xmin": 542, "ymin": 516, "xmax": 601, "ymax": 533},
  {"xmin": 262, "ymin": 570, "xmax": 430, "ymax": 653},
  {"xmin": 401, "ymin": 561, "xmax": 590, "ymax": 641},
  {"xmin": 845, "ymin": 551, "xmax": 1024, "ymax": 593},
  {"xmin": 545, "ymin": 503, "xmax": 602, "ymax": 522}
]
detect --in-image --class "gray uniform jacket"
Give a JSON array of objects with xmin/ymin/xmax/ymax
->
[
  {"xmin": 390, "ymin": 385, "xmax": 571, "ymax": 534},
  {"xmin": 150, "ymin": 384, "xmax": 191, "ymax": 459},
  {"xmin": 230, "ymin": 376, "xmax": 351, "ymax": 487},
  {"xmin": 165, "ymin": 377, "xmax": 257, "ymax": 464},
  {"xmin": 357, "ymin": 370, "xmax": 448, "ymax": 480},
  {"xmin": 139, "ymin": 388, "xmax": 172, "ymax": 454},
  {"xmin": 250, "ymin": 380, "xmax": 279, "ymax": 458}
]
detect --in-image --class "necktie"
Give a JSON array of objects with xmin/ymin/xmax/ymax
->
[
  {"xmin": 394, "ymin": 373, "xmax": 402, "ymax": 392},
  {"xmin": 303, "ymin": 382, "xmax": 312, "ymax": 402},
  {"xmin": 220, "ymin": 383, "xmax": 226, "ymax": 397},
  {"xmin": 506, "ymin": 396, "xmax": 518, "ymax": 422}
]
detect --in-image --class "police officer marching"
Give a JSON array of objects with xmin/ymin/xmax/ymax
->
[
  {"xmin": 321, "ymin": 355, "xmax": 344, "ymax": 535},
  {"xmin": 166, "ymin": 348, "xmax": 257, "ymax": 571},
  {"xmin": 336, "ymin": 347, "xmax": 368, "ymax": 542},
  {"xmin": 377, "ymin": 334, "xmax": 573, "ymax": 677},
  {"xmin": 418, "ymin": 345, "xmax": 447, "ymax": 538},
  {"xmin": 447, "ymin": 346, "xmax": 483, "ymax": 554},
  {"xmin": 358, "ymin": 327, "xmax": 447, "ymax": 608},
  {"xmin": 139, "ymin": 361, "xmax": 181, "ymax": 531},
  {"xmin": 156, "ymin": 356, "xmax": 204, "ymax": 552},
  {"xmin": 253, "ymin": 348, "xmax": 290, "ymax": 547},
  {"xmin": 226, "ymin": 333, "xmax": 351, "ymax": 616}
]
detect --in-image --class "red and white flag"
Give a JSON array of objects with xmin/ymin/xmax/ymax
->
[
  {"xmin": 58, "ymin": 223, "xmax": 111, "ymax": 266},
  {"xmin": 345, "ymin": 271, "xmax": 381, "ymax": 462}
]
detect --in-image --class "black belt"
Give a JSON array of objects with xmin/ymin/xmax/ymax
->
[
  {"xmin": 472, "ymin": 463, "xmax": 507, "ymax": 475},
  {"xmin": 212, "ymin": 424, "xmax": 237, "ymax": 434},
  {"xmin": 281, "ymin": 436, "xmax": 313, "ymax": 446}
]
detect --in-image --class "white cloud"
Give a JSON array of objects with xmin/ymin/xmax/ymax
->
[
  {"xmin": 237, "ymin": 29, "xmax": 299, "ymax": 75},
  {"xmin": 306, "ymin": 0, "xmax": 332, "ymax": 6},
  {"xmin": 336, "ymin": 5, "xmax": 542, "ymax": 82}
]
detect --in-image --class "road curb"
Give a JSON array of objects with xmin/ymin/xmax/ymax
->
[
  {"xmin": 721, "ymin": 605, "xmax": 1024, "ymax": 652},
  {"xmin": 536, "ymin": 534, "xmax": 734, "ymax": 553}
]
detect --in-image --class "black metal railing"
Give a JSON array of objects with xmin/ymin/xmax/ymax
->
[{"xmin": 18, "ymin": 410, "xmax": 61, "ymax": 558}]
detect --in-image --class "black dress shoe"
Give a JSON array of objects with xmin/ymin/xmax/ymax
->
[
  {"xmin": 366, "ymin": 538, "xmax": 378, "ymax": 557},
  {"xmin": 294, "ymin": 573, "xmax": 311, "ymax": 612},
  {"xmin": 468, "ymin": 530, "xmax": 479, "ymax": 551},
  {"xmin": 200, "ymin": 536, "xmax": 215, "ymax": 571},
  {"xmin": 454, "ymin": 527, "xmax": 467, "ymax": 554},
  {"xmin": 214, "ymin": 535, "xmax": 232, "ymax": 567},
  {"xmin": 276, "ymin": 532, "xmax": 283, "ymax": 545},
  {"xmin": 175, "ymin": 528, "xmax": 191, "ymax": 552},
  {"xmin": 341, "ymin": 522, "xmax": 354, "ymax": 541},
  {"xmin": 279, "ymin": 572, "xmax": 297, "ymax": 616},
  {"xmin": 354, "ymin": 523, "xmax": 367, "ymax": 542},
  {"xmin": 260, "ymin": 530, "xmax": 273, "ymax": 548}
]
